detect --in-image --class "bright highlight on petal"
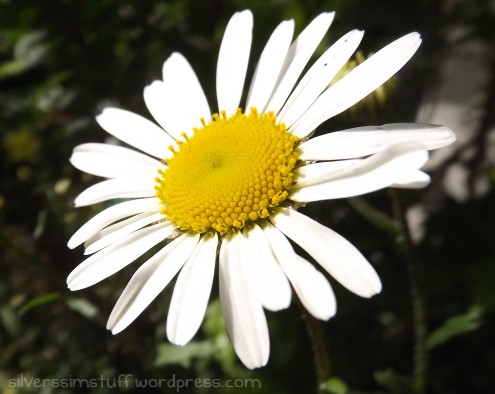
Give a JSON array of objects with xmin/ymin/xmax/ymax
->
[
  {"xmin": 292, "ymin": 142, "xmax": 429, "ymax": 201},
  {"xmin": 166, "ymin": 233, "xmax": 218, "ymax": 346},
  {"xmin": 246, "ymin": 19, "xmax": 294, "ymax": 112},
  {"xmin": 216, "ymin": 10, "xmax": 253, "ymax": 115},
  {"xmin": 70, "ymin": 143, "xmax": 164, "ymax": 179},
  {"xmin": 67, "ymin": 222, "xmax": 174, "ymax": 291},
  {"xmin": 391, "ymin": 170, "xmax": 431, "ymax": 189},
  {"xmin": 96, "ymin": 108, "xmax": 174, "ymax": 159},
  {"xmin": 278, "ymin": 29, "xmax": 364, "ymax": 128},
  {"xmin": 271, "ymin": 208, "xmax": 382, "ymax": 298},
  {"xmin": 300, "ymin": 123, "xmax": 456, "ymax": 161},
  {"xmin": 291, "ymin": 32, "xmax": 422, "ymax": 135},
  {"xmin": 263, "ymin": 224, "xmax": 336, "ymax": 320},
  {"xmin": 241, "ymin": 225, "xmax": 292, "ymax": 311},
  {"xmin": 67, "ymin": 9, "xmax": 455, "ymax": 370},
  {"xmin": 68, "ymin": 197, "xmax": 160, "ymax": 249},
  {"xmin": 144, "ymin": 53, "xmax": 211, "ymax": 140},
  {"xmin": 83, "ymin": 211, "xmax": 163, "ymax": 255},
  {"xmin": 219, "ymin": 233, "xmax": 270, "ymax": 369},
  {"xmin": 265, "ymin": 12, "xmax": 335, "ymax": 114},
  {"xmin": 107, "ymin": 233, "xmax": 200, "ymax": 335},
  {"xmin": 74, "ymin": 178, "xmax": 156, "ymax": 207}
]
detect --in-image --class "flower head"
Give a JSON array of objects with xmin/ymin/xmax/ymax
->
[{"xmin": 67, "ymin": 10, "xmax": 455, "ymax": 369}]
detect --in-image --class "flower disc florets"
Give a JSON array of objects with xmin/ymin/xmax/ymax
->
[{"xmin": 155, "ymin": 108, "xmax": 300, "ymax": 234}]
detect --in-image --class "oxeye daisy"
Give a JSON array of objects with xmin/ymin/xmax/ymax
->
[{"xmin": 67, "ymin": 10, "xmax": 455, "ymax": 369}]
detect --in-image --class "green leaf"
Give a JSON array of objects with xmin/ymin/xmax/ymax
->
[
  {"xmin": 66, "ymin": 297, "xmax": 99, "ymax": 319},
  {"xmin": 1, "ymin": 305, "xmax": 21, "ymax": 337},
  {"xmin": 0, "ymin": 30, "xmax": 47, "ymax": 80},
  {"xmin": 19, "ymin": 291, "xmax": 62, "ymax": 315},
  {"xmin": 202, "ymin": 298, "xmax": 225, "ymax": 338},
  {"xmin": 320, "ymin": 377, "xmax": 349, "ymax": 394},
  {"xmin": 202, "ymin": 298, "xmax": 237, "ymax": 368},
  {"xmin": 154, "ymin": 341, "xmax": 216, "ymax": 368},
  {"xmin": 0, "ymin": 59, "xmax": 28, "ymax": 79},
  {"xmin": 427, "ymin": 306, "xmax": 483, "ymax": 349},
  {"xmin": 375, "ymin": 369, "xmax": 415, "ymax": 394},
  {"xmin": 13, "ymin": 30, "xmax": 47, "ymax": 67}
]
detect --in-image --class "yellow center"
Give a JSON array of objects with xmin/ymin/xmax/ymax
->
[{"xmin": 155, "ymin": 108, "xmax": 300, "ymax": 234}]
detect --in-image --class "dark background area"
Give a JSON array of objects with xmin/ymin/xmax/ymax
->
[{"xmin": 1, "ymin": 0, "xmax": 494, "ymax": 393}]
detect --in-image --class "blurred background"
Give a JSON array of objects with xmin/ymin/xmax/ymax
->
[{"xmin": 1, "ymin": 0, "xmax": 494, "ymax": 393}]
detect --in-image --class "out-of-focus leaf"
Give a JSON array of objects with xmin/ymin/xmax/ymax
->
[
  {"xmin": 154, "ymin": 341, "xmax": 216, "ymax": 368},
  {"xmin": 0, "ymin": 30, "xmax": 47, "ymax": 80},
  {"xmin": 203, "ymin": 298, "xmax": 225, "ymax": 338},
  {"xmin": 320, "ymin": 377, "xmax": 349, "ymax": 394},
  {"xmin": 33, "ymin": 208, "xmax": 47, "ymax": 238},
  {"xmin": 202, "ymin": 298, "xmax": 237, "ymax": 369},
  {"xmin": 66, "ymin": 297, "xmax": 99, "ymax": 319},
  {"xmin": 2, "ymin": 128, "xmax": 41, "ymax": 162},
  {"xmin": 36, "ymin": 85, "xmax": 77, "ymax": 112},
  {"xmin": 0, "ymin": 59, "xmax": 27, "ymax": 79},
  {"xmin": 1, "ymin": 305, "xmax": 21, "ymax": 336},
  {"xmin": 427, "ymin": 306, "xmax": 483, "ymax": 349},
  {"xmin": 375, "ymin": 370, "xmax": 415, "ymax": 394},
  {"xmin": 19, "ymin": 291, "xmax": 62, "ymax": 315},
  {"xmin": 13, "ymin": 30, "xmax": 47, "ymax": 67}
]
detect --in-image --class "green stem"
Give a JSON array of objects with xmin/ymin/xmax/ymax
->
[
  {"xmin": 347, "ymin": 196, "xmax": 400, "ymax": 236},
  {"xmin": 298, "ymin": 300, "xmax": 330, "ymax": 394},
  {"xmin": 390, "ymin": 189, "xmax": 427, "ymax": 394}
]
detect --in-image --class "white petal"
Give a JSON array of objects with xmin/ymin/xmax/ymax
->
[
  {"xmin": 143, "ymin": 54, "xmax": 211, "ymax": 140},
  {"xmin": 270, "ymin": 208, "xmax": 382, "ymax": 298},
  {"xmin": 279, "ymin": 29, "xmax": 364, "ymax": 129},
  {"xmin": 245, "ymin": 20, "xmax": 294, "ymax": 112},
  {"xmin": 295, "ymin": 159, "xmax": 361, "ymax": 185},
  {"xmin": 70, "ymin": 143, "xmax": 165, "ymax": 179},
  {"xmin": 291, "ymin": 33, "xmax": 422, "ymax": 135},
  {"xmin": 96, "ymin": 108, "xmax": 174, "ymax": 159},
  {"xmin": 162, "ymin": 53, "xmax": 211, "ymax": 130},
  {"xmin": 143, "ymin": 82, "xmax": 172, "ymax": 137},
  {"xmin": 84, "ymin": 211, "xmax": 163, "ymax": 255},
  {"xmin": 263, "ymin": 224, "xmax": 336, "ymax": 320},
  {"xmin": 219, "ymin": 233, "xmax": 269, "ymax": 369},
  {"xmin": 74, "ymin": 178, "xmax": 156, "ymax": 207},
  {"xmin": 292, "ymin": 142, "xmax": 428, "ymax": 201},
  {"xmin": 216, "ymin": 10, "xmax": 253, "ymax": 115},
  {"xmin": 67, "ymin": 222, "xmax": 174, "ymax": 291},
  {"xmin": 68, "ymin": 197, "xmax": 160, "ymax": 249},
  {"xmin": 107, "ymin": 233, "xmax": 200, "ymax": 334},
  {"xmin": 265, "ymin": 12, "xmax": 335, "ymax": 114},
  {"xmin": 300, "ymin": 124, "xmax": 456, "ymax": 161},
  {"xmin": 391, "ymin": 170, "xmax": 430, "ymax": 189},
  {"xmin": 241, "ymin": 225, "xmax": 291, "ymax": 311},
  {"xmin": 166, "ymin": 233, "xmax": 218, "ymax": 345},
  {"xmin": 285, "ymin": 255, "xmax": 336, "ymax": 320}
]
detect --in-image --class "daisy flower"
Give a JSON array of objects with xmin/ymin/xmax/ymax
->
[{"xmin": 67, "ymin": 10, "xmax": 455, "ymax": 369}]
